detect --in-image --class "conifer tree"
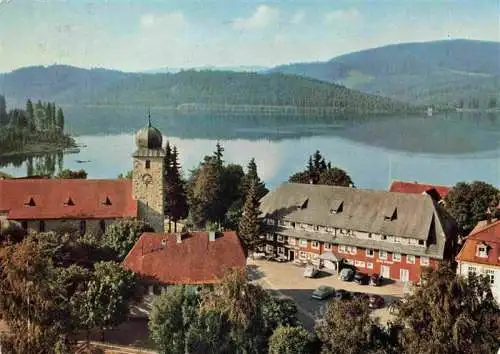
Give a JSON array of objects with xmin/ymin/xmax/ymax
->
[
  {"xmin": 0, "ymin": 95, "xmax": 7, "ymax": 126},
  {"xmin": 242, "ymin": 158, "xmax": 268, "ymax": 200},
  {"xmin": 238, "ymin": 179, "xmax": 261, "ymax": 256},
  {"xmin": 56, "ymin": 107, "xmax": 64, "ymax": 134},
  {"xmin": 165, "ymin": 145, "xmax": 188, "ymax": 232},
  {"xmin": 26, "ymin": 99, "xmax": 35, "ymax": 132}
]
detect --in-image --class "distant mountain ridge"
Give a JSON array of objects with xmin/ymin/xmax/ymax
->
[
  {"xmin": 142, "ymin": 65, "xmax": 268, "ymax": 74},
  {"xmin": 0, "ymin": 65, "xmax": 417, "ymax": 114},
  {"xmin": 268, "ymin": 39, "xmax": 500, "ymax": 106}
]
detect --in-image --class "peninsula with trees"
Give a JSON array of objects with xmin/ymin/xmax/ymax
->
[{"xmin": 0, "ymin": 95, "xmax": 76, "ymax": 156}]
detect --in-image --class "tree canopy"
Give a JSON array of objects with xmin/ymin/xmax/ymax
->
[
  {"xmin": 289, "ymin": 150, "xmax": 354, "ymax": 187},
  {"xmin": 444, "ymin": 181, "xmax": 500, "ymax": 236},
  {"xmin": 395, "ymin": 265, "xmax": 500, "ymax": 354},
  {"xmin": 56, "ymin": 168, "xmax": 88, "ymax": 179}
]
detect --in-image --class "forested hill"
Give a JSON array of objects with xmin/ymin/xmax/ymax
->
[
  {"xmin": 268, "ymin": 39, "xmax": 500, "ymax": 107},
  {"xmin": 0, "ymin": 65, "xmax": 417, "ymax": 114}
]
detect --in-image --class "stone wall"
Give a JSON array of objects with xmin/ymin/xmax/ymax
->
[{"xmin": 132, "ymin": 156, "xmax": 165, "ymax": 232}]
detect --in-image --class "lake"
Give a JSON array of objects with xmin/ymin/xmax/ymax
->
[{"xmin": 1, "ymin": 107, "xmax": 499, "ymax": 190}]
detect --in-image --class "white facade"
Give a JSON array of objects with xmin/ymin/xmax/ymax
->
[{"xmin": 457, "ymin": 261, "xmax": 499, "ymax": 304}]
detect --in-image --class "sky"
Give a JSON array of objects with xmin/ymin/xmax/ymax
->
[{"xmin": 0, "ymin": 0, "xmax": 499, "ymax": 73}]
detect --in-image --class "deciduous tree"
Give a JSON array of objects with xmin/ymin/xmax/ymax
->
[
  {"xmin": 268, "ymin": 326, "xmax": 314, "ymax": 354},
  {"xmin": 395, "ymin": 265, "xmax": 500, "ymax": 354},
  {"xmin": 57, "ymin": 169, "xmax": 88, "ymax": 179},
  {"xmin": 444, "ymin": 181, "xmax": 499, "ymax": 236}
]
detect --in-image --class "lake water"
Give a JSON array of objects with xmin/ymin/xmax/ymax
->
[{"xmin": 1, "ymin": 107, "xmax": 499, "ymax": 190}]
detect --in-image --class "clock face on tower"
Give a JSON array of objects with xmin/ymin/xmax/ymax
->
[{"xmin": 142, "ymin": 173, "xmax": 153, "ymax": 185}]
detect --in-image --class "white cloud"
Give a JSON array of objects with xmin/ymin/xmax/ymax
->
[
  {"xmin": 324, "ymin": 8, "xmax": 361, "ymax": 24},
  {"xmin": 232, "ymin": 5, "xmax": 279, "ymax": 30},
  {"xmin": 291, "ymin": 10, "xmax": 305, "ymax": 25},
  {"xmin": 140, "ymin": 11, "xmax": 187, "ymax": 31}
]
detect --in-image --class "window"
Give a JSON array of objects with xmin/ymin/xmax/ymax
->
[
  {"xmin": 367, "ymin": 262, "xmax": 374, "ymax": 269},
  {"xmin": 299, "ymin": 251, "xmax": 307, "ymax": 259},
  {"xmin": 288, "ymin": 238, "xmax": 296, "ymax": 246},
  {"xmin": 393, "ymin": 253, "xmax": 401, "ymax": 262},
  {"xmin": 266, "ymin": 234, "xmax": 274, "ymax": 241},
  {"xmin": 406, "ymin": 255, "xmax": 415, "ymax": 264},
  {"xmin": 467, "ymin": 266, "xmax": 477, "ymax": 277},
  {"xmin": 348, "ymin": 246, "xmax": 357, "ymax": 255},
  {"xmin": 367, "ymin": 233, "xmax": 372, "ymax": 239},
  {"xmin": 393, "ymin": 236, "xmax": 401, "ymax": 243},
  {"xmin": 485, "ymin": 269, "xmax": 495, "ymax": 284},
  {"xmin": 99, "ymin": 220, "xmax": 106, "ymax": 233},
  {"xmin": 477, "ymin": 245, "xmax": 488, "ymax": 258},
  {"xmin": 266, "ymin": 245, "xmax": 274, "ymax": 253},
  {"xmin": 145, "ymin": 160, "xmax": 151, "ymax": 169},
  {"xmin": 418, "ymin": 240, "xmax": 425, "ymax": 245},
  {"xmin": 420, "ymin": 256, "xmax": 429, "ymax": 266},
  {"xmin": 311, "ymin": 241, "xmax": 319, "ymax": 249},
  {"xmin": 300, "ymin": 239, "xmax": 308, "ymax": 247},
  {"xmin": 339, "ymin": 245, "xmax": 348, "ymax": 253},
  {"xmin": 381, "ymin": 235, "xmax": 387, "ymax": 241},
  {"xmin": 277, "ymin": 235, "xmax": 284, "ymax": 243},
  {"xmin": 345, "ymin": 259, "xmax": 354, "ymax": 265},
  {"xmin": 355, "ymin": 260, "xmax": 365, "ymax": 268},
  {"xmin": 324, "ymin": 243, "xmax": 331, "ymax": 250},
  {"xmin": 366, "ymin": 249, "xmax": 374, "ymax": 257},
  {"xmin": 79, "ymin": 220, "xmax": 86, "ymax": 236},
  {"xmin": 277, "ymin": 247, "xmax": 285, "ymax": 255},
  {"xmin": 379, "ymin": 250, "xmax": 388, "ymax": 260},
  {"xmin": 39, "ymin": 220, "xmax": 45, "ymax": 232}
]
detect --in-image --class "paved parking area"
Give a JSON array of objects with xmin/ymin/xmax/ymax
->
[{"xmin": 247, "ymin": 258, "xmax": 403, "ymax": 331}]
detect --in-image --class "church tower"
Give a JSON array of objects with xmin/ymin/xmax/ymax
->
[{"xmin": 132, "ymin": 112, "xmax": 165, "ymax": 232}]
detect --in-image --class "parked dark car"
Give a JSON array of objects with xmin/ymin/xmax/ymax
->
[
  {"xmin": 369, "ymin": 274, "xmax": 381, "ymax": 286},
  {"xmin": 368, "ymin": 294, "xmax": 385, "ymax": 309},
  {"xmin": 312, "ymin": 285, "xmax": 335, "ymax": 300},
  {"xmin": 354, "ymin": 272, "xmax": 369, "ymax": 285}
]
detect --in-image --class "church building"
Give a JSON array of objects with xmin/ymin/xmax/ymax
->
[{"xmin": 0, "ymin": 116, "xmax": 168, "ymax": 234}]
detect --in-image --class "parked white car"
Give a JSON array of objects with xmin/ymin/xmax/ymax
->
[{"xmin": 304, "ymin": 265, "xmax": 319, "ymax": 278}]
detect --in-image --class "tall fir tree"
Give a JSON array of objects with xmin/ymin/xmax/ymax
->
[
  {"xmin": 165, "ymin": 145, "xmax": 189, "ymax": 232},
  {"xmin": 243, "ymin": 158, "xmax": 268, "ymax": 200},
  {"xmin": 25, "ymin": 99, "xmax": 35, "ymax": 132},
  {"xmin": 56, "ymin": 107, "xmax": 64, "ymax": 134},
  {"xmin": 0, "ymin": 95, "xmax": 8, "ymax": 126},
  {"xmin": 213, "ymin": 141, "xmax": 224, "ymax": 170},
  {"xmin": 238, "ymin": 179, "xmax": 261, "ymax": 256}
]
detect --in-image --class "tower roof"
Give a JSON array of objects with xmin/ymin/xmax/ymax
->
[{"xmin": 135, "ymin": 109, "xmax": 163, "ymax": 150}]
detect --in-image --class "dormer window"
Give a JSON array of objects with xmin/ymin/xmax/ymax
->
[
  {"xmin": 384, "ymin": 207, "xmax": 397, "ymax": 221},
  {"xmin": 102, "ymin": 196, "xmax": 112, "ymax": 205},
  {"xmin": 297, "ymin": 198, "xmax": 308, "ymax": 210},
  {"xmin": 64, "ymin": 197, "xmax": 74, "ymax": 206},
  {"xmin": 24, "ymin": 198, "xmax": 36, "ymax": 207},
  {"xmin": 477, "ymin": 243, "xmax": 488, "ymax": 258},
  {"xmin": 330, "ymin": 200, "xmax": 343, "ymax": 214}
]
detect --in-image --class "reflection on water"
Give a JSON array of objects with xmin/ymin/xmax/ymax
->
[
  {"xmin": 0, "ymin": 152, "xmax": 63, "ymax": 177},
  {"xmin": 1, "ymin": 108, "xmax": 499, "ymax": 190}
]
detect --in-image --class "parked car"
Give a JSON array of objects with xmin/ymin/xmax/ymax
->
[
  {"xmin": 339, "ymin": 268, "xmax": 354, "ymax": 281},
  {"xmin": 265, "ymin": 255, "xmax": 277, "ymax": 262},
  {"xmin": 369, "ymin": 274, "xmax": 381, "ymax": 286},
  {"xmin": 275, "ymin": 255, "xmax": 288, "ymax": 263},
  {"xmin": 304, "ymin": 265, "xmax": 319, "ymax": 278},
  {"xmin": 354, "ymin": 272, "xmax": 369, "ymax": 285},
  {"xmin": 369, "ymin": 294, "xmax": 385, "ymax": 309},
  {"xmin": 334, "ymin": 289, "xmax": 352, "ymax": 300},
  {"xmin": 312, "ymin": 285, "xmax": 335, "ymax": 300}
]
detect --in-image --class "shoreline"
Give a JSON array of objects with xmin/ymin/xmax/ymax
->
[{"xmin": 0, "ymin": 141, "xmax": 80, "ymax": 158}]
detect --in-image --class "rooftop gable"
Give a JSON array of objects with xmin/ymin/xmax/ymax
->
[{"xmin": 456, "ymin": 219, "xmax": 500, "ymax": 266}]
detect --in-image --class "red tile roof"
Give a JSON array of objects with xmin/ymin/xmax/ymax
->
[
  {"xmin": 122, "ymin": 232, "xmax": 247, "ymax": 285},
  {"xmin": 456, "ymin": 219, "xmax": 500, "ymax": 266},
  {"xmin": 388, "ymin": 180, "xmax": 451, "ymax": 200},
  {"xmin": 0, "ymin": 179, "xmax": 137, "ymax": 220}
]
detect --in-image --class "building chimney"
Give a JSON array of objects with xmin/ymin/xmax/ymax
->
[
  {"xmin": 176, "ymin": 233, "xmax": 182, "ymax": 243},
  {"xmin": 208, "ymin": 231, "xmax": 216, "ymax": 242}
]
